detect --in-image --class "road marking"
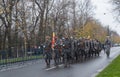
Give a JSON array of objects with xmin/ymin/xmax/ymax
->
[
  {"xmin": 59, "ymin": 64, "xmax": 63, "ymax": 67},
  {"xmin": 45, "ymin": 64, "xmax": 63, "ymax": 71},
  {"xmin": 45, "ymin": 66, "xmax": 56, "ymax": 71}
]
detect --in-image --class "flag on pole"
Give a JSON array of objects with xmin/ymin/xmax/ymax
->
[{"xmin": 51, "ymin": 32, "xmax": 55, "ymax": 49}]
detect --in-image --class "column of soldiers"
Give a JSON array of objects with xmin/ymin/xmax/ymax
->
[{"xmin": 43, "ymin": 37, "xmax": 103, "ymax": 68}]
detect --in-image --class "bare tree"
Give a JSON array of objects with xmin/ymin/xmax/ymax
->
[
  {"xmin": 78, "ymin": 0, "xmax": 94, "ymax": 27},
  {"xmin": 0, "ymin": 0, "xmax": 20, "ymax": 57},
  {"xmin": 35, "ymin": 0, "xmax": 54, "ymax": 44},
  {"xmin": 50, "ymin": 0, "xmax": 71, "ymax": 38},
  {"xmin": 0, "ymin": 24, "xmax": 3, "ymax": 50},
  {"xmin": 112, "ymin": 0, "xmax": 120, "ymax": 22},
  {"xmin": 0, "ymin": 0, "xmax": 95, "ymax": 58},
  {"xmin": 69, "ymin": 0, "xmax": 94, "ymax": 37}
]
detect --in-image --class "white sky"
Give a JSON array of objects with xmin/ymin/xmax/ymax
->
[{"xmin": 91, "ymin": 0, "xmax": 120, "ymax": 35}]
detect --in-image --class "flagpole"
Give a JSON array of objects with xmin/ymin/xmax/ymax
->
[{"xmin": 51, "ymin": 20, "xmax": 55, "ymax": 59}]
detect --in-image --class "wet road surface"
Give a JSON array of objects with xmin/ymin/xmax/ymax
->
[{"xmin": 0, "ymin": 47, "xmax": 120, "ymax": 77}]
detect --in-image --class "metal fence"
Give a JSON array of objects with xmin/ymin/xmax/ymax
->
[{"xmin": 0, "ymin": 47, "xmax": 43, "ymax": 66}]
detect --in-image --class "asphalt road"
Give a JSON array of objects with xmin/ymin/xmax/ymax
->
[{"xmin": 0, "ymin": 47, "xmax": 120, "ymax": 77}]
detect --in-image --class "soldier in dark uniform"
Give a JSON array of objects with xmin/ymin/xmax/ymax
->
[
  {"xmin": 104, "ymin": 36, "xmax": 111, "ymax": 58},
  {"xmin": 105, "ymin": 37, "xmax": 111, "ymax": 47},
  {"xmin": 43, "ymin": 42, "xmax": 52, "ymax": 67},
  {"xmin": 84, "ymin": 39, "xmax": 90, "ymax": 58},
  {"xmin": 54, "ymin": 44, "xmax": 61, "ymax": 66},
  {"xmin": 89, "ymin": 39, "xmax": 95, "ymax": 57},
  {"xmin": 76, "ymin": 38, "xmax": 84, "ymax": 61},
  {"xmin": 62, "ymin": 37, "xmax": 71, "ymax": 67},
  {"xmin": 73, "ymin": 40, "xmax": 78, "ymax": 61}
]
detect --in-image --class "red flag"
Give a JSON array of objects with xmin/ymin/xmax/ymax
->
[{"xmin": 51, "ymin": 32, "xmax": 55, "ymax": 49}]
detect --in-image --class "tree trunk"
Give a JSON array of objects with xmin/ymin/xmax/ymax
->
[
  {"xmin": 3, "ymin": 29, "xmax": 7, "ymax": 50},
  {"xmin": 38, "ymin": 12, "xmax": 44, "ymax": 44},
  {"xmin": 7, "ymin": 27, "xmax": 12, "ymax": 58},
  {"xmin": 0, "ymin": 27, "xmax": 2, "ymax": 50}
]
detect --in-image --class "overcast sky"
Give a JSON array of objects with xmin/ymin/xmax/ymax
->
[{"xmin": 91, "ymin": 0, "xmax": 120, "ymax": 35}]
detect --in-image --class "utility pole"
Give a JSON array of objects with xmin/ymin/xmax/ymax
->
[{"xmin": 107, "ymin": 25, "xmax": 110, "ymax": 36}]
